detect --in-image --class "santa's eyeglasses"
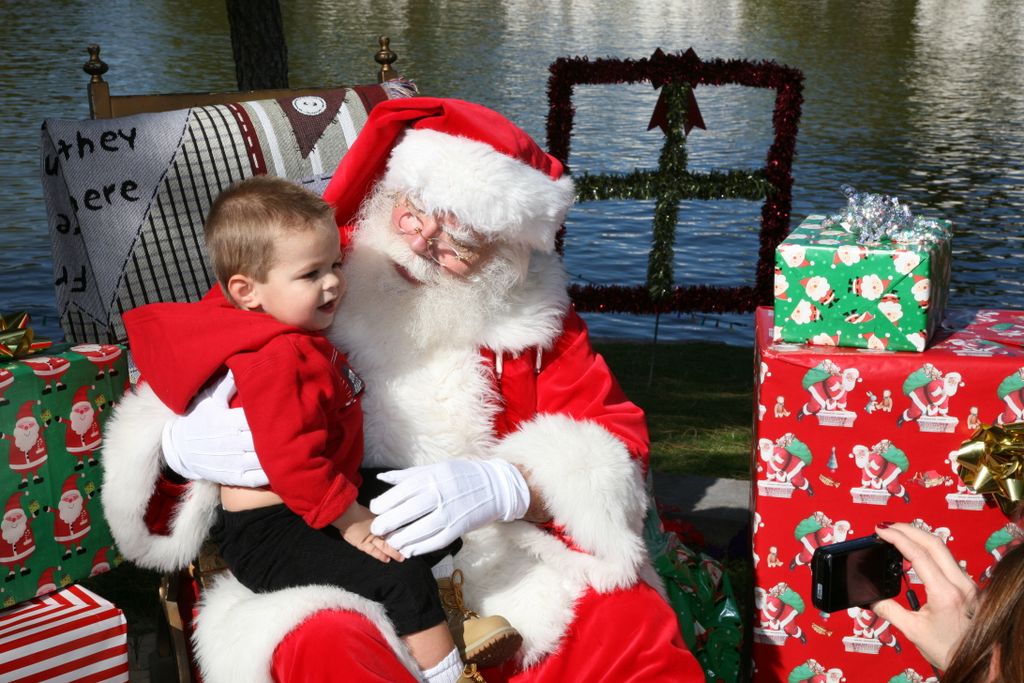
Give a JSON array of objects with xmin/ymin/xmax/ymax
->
[{"xmin": 390, "ymin": 193, "xmax": 487, "ymax": 270}]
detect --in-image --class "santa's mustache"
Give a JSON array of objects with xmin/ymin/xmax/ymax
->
[
  {"xmin": 58, "ymin": 498, "xmax": 83, "ymax": 525},
  {"xmin": 2, "ymin": 515, "xmax": 27, "ymax": 544},
  {"xmin": 13, "ymin": 426, "xmax": 39, "ymax": 452}
]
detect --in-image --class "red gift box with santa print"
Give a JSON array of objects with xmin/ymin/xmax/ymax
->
[
  {"xmin": 0, "ymin": 344, "xmax": 126, "ymax": 608},
  {"xmin": 0, "ymin": 583, "xmax": 128, "ymax": 682},
  {"xmin": 751, "ymin": 307, "xmax": 1024, "ymax": 682}
]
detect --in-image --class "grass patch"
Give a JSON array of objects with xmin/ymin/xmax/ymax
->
[{"xmin": 594, "ymin": 340, "xmax": 754, "ymax": 480}]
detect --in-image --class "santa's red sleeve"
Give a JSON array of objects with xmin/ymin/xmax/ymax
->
[
  {"xmin": 490, "ymin": 308, "xmax": 652, "ymax": 589},
  {"xmin": 228, "ymin": 335, "xmax": 360, "ymax": 529}
]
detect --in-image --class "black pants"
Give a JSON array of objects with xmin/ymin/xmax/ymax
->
[{"xmin": 211, "ymin": 468, "xmax": 460, "ymax": 636}]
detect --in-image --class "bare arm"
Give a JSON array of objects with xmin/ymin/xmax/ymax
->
[{"xmin": 333, "ymin": 502, "xmax": 405, "ymax": 564}]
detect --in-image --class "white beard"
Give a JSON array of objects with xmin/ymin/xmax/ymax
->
[
  {"xmin": 70, "ymin": 407, "xmax": 95, "ymax": 436},
  {"xmin": 13, "ymin": 423, "xmax": 39, "ymax": 453},
  {"xmin": 2, "ymin": 513, "xmax": 26, "ymax": 545},
  {"xmin": 333, "ymin": 193, "xmax": 531, "ymax": 357},
  {"xmin": 58, "ymin": 495, "xmax": 83, "ymax": 525}
]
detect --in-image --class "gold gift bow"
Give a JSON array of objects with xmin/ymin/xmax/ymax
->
[
  {"xmin": 954, "ymin": 422, "xmax": 1024, "ymax": 515},
  {"xmin": 0, "ymin": 312, "xmax": 52, "ymax": 359}
]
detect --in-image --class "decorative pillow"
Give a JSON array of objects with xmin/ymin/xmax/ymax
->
[{"xmin": 41, "ymin": 82, "xmax": 415, "ymax": 345}]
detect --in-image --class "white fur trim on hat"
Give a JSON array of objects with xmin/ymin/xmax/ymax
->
[{"xmin": 383, "ymin": 129, "xmax": 575, "ymax": 253}]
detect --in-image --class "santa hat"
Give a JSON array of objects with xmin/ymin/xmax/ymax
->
[
  {"xmin": 71, "ymin": 385, "xmax": 92, "ymax": 409},
  {"xmin": 16, "ymin": 400, "xmax": 36, "ymax": 423},
  {"xmin": 322, "ymin": 97, "xmax": 575, "ymax": 253},
  {"xmin": 61, "ymin": 474, "xmax": 81, "ymax": 497},
  {"xmin": 90, "ymin": 546, "xmax": 111, "ymax": 576},
  {"xmin": 5, "ymin": 491, "xmax": 23, "ymax": 515},
  {"xmin": 36, "ymin": 567, "xmax": 58, "ymax": 596}
]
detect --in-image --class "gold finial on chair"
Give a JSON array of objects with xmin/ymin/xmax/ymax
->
[
  {"xmin": 83, "ymin": 44, "xmax": 108, "ymax": 83},
  {"xmin": 375, "ymin": 35, "xmax": 398, "ymax": 82}
]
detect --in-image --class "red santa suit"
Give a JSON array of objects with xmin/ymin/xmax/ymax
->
[
  {"xmin": 2, "ymin": 401, "xmax": 48, "ymax": 485},
  {"xmin": 791, "ymin": 518, "xmax": 833, "ymax": 568},
  {"xmin": 759, "ymin": 587, "xmax": 806, "ymax": 642},
  {"xmin": 996, "ymin": 369, "xmax": 1024, "ymax": 425},
  {"xmin": 101, "ymin": 98, "xmax": 701, "ymax": 683},
  {"xmin": 70, "ymin": 343, "xmax": 123, "ymax": 379},
  {"xmin": 20, "ymin": 355, "xmax": 70, "ymax": 393},
  {"xmin": 850, "ymin": 607, "xmax": 898, "ymax": 649},
  {"xmin": 859, "ymin": 443, "xmax": 909, "ymax": 501},
  {"xmin": 1, "ymin": 492, "xmax": 35, "ymax": 577},
  {"xmin": 899, "ymin": 366, "xmax": 960, "ymax": 425},
  {"xmin": 52, "ymin": 474, "xmax": 91, "ymax": 556},
  {"xmin": 62, "ymin": 386, "xmax": 102, "ymax": 467},
  {"xmin": 0, "ymin": 367, "xmax": 13, "ymax": 405}
]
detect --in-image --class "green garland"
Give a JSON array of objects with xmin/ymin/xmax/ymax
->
[{"xmin": 547, "ymin": 49, "xmax": 804, "ymax": 313}]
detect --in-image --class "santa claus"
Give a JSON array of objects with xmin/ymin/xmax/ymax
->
[
  {"xmin": 852, "ymin": 440, "xmax": 911, "ymax": 503},
  {"xmin": 848, "ymin": 606, "xmax": 900, "ymax": 652},
  {"xmin": 35, "ymin": 566, "xmax": 58, "ymax": 596},
  {"xmin": 1, "ymin": 491, "xmax": 35, "ymax": 581},
  {"xmin": 897, "ymin": 363, "xmax": 963, "ymax": 428},
  {"xmin": 57, "ymin": 386, "xmax": 102, "ymax": 469},
  {"xmin": 790, "ymin": 512, "xmax": 850, "ymax": 569},
  {"xmin": 19, "ymin": 355, "xmax": 70, "ymax": 394},
  {"xmin": 1, "ymin": 400, "xmax": 49, "ymax": 488},
  {"xmin": 102, "ymin": 98, "xmax": 702, "ymax": 682},
  {"xmin": 758, "ymin": 433, "xmax": 815, "ymax": 496},
  {"xmin": 995, "ymin": 367, "xmax": 1024, "ymax": 425},
  {"xmin": 796, "ymin": 360, "xmax": 860, "ymax": 420},
  {"xmin": 49, "ymin": 474, "xmax": 91, "ymax": 559},
  {"xmin": 0, "ymin": 367, "xmax": 13, "ymax": 406},
  {"xmin": 70, "ymin": 343, "xmax": 123, "ymax": 379},
  {"xmin": 756, "ymin": 582, "xmax": 807, "ymax": 644},
  {"xmin": 89, "ymin": 545, "xmax": 112, "ymax": 577}
]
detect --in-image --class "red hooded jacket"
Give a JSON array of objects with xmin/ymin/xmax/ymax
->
[{"xmin": 124, "ymin": 287, "xmax": 363, "ymax": 528}]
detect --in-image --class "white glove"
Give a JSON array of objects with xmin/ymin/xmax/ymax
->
[
  {"xmin": 369, "ymin": 458, "xmax": 530, "ymax": 557},
  {"xmin": 161, "ymin": 371, "xmax": 269, "ymax": 487}
]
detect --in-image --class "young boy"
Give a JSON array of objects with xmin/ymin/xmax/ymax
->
[{"xmin": 124, "ymin": 176, "xmax": 520, "ymax": 683}]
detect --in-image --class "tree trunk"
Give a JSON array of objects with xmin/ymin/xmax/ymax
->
[{"xmin": 225, "ymin": 0, "xmax": 289, "ymax": 90}]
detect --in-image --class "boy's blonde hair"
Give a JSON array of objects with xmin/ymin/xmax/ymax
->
[{"xmin": 204, "ymin": 176, "xmax": 335, "ymax": 286}]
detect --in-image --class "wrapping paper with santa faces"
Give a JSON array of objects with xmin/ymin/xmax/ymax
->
[
  {"xmin": 0, "ymin": 583, "xmax": 129, "ymax": 682},
  {"xmin": 751, "ymin": 307, "xmax": 1024, "ymax": 683},
  {"xmin": 0, "ymin": 344, "xmax": 125, "ymax": 608},
  {"xmin": 774, "ymin": 215, "xmax": 952, "ymax": 352}
]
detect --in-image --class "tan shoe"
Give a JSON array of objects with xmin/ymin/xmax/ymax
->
[
  {"xmin": 457, "ymin": 664, "xmax": 487, "ymax": 682},
  {"xmin": 438, "ymin": 569, "xmax": 522, "ymax": 668}
]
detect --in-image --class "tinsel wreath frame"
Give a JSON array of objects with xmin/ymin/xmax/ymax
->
[{"xmin": 546, "ymin": 48, "xmax": 803, "ymax": 314}]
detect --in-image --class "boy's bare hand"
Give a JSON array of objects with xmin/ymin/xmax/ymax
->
[{"xmin": 333, "ymin": 503, "xmax": 405, "ymax": 563}]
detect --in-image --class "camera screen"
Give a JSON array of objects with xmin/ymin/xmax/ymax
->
[{"xmin": 844, "ymin": 543, "xmax": 896, "ymax": 605}]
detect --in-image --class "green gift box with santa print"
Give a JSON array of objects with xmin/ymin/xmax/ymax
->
[
  {"xmin": 0, "ymin": 342, "xmax": 126, "ymax": 608},
  {"xmin": 773, "ymin": 214, "xmax": 952, "ymax": 352}
]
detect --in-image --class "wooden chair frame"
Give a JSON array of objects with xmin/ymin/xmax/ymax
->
[{"xmin": 83, "ymin": 36, "xmax": 401, "ymax": 119}]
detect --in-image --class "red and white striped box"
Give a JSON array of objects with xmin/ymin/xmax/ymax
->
[{"xmin": 0, "ymin": 584, "xmax": 128, "ymax": 683}]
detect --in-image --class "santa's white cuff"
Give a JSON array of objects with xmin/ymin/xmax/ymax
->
[{"xmin": 491, "ymin": 413, "xmax": 648, "ymax": 590}]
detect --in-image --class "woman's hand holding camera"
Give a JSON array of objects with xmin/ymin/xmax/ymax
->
[{"xmin": 871, "ymin": 522, "xmax": 979, "ymax": 670}]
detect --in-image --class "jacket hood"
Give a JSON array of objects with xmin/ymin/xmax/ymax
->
[{"xmin": 124, "ymin": 287, "xmax": 302, "ymax": 413}]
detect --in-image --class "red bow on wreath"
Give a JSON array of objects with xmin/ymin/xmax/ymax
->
[{"xmin": 647, "ymin": 48, "xmax": 707, "ymax": 136}]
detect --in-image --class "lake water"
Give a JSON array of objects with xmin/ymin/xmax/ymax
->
[{"xmin": 2, "ymin": 0, "xmax": 1023, "ymax": 344}]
